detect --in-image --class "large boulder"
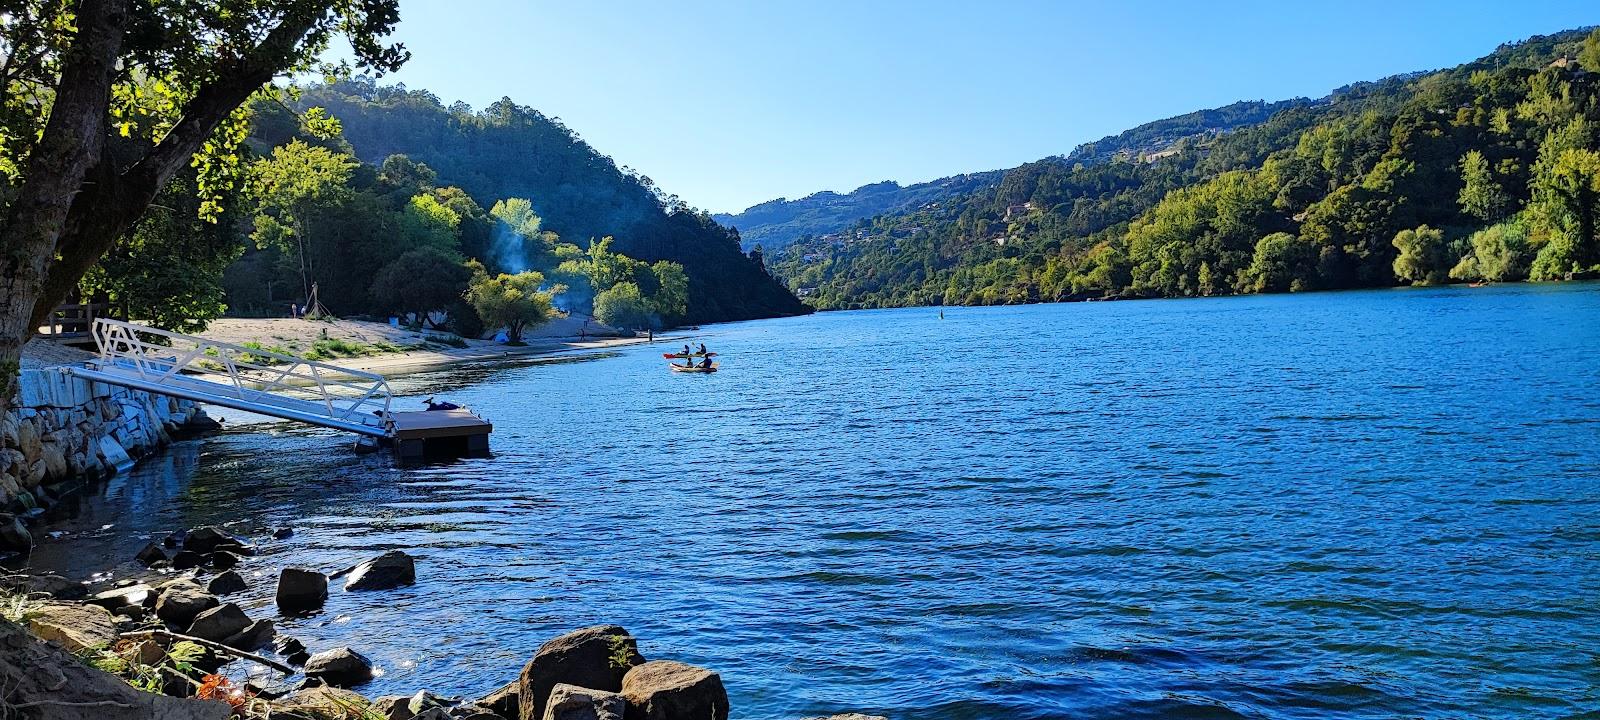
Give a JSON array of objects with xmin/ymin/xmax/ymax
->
[
  {"xmin": 517, "ymin": 625, "xmax": 643, "ymax": 720},
  {"xmin": 344, "ymin": 550, "xmax": 416, "ymax": 590},
  {"xmin": 620, "ymin": 661, "xmax": 728, "ymax": 720},
  {"xmin": 304, "ymin": 647, "xmax": 374, "ymax": 687},
  {"xmin": 186, "ymin": 603, "xmax": 251, "ymax": 643},
  {"xmin": 277, "ymin": 567, "xmax": 329, "ymax": 611},
  {"xmin": 27, "ymin": 603, "xmax": 117, "ymax": 653},
  {"xmin": 543, "ymin": 683, "xmax": 625, "ymax": 720},
  {"xmin": 155, "ymin": 580, "xmax": 219, "ymax": 627}
]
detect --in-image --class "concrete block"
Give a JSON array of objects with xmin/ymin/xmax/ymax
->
[{"xmin": 98, "ymin": 435, "xmax": 133, "ymax": 474}]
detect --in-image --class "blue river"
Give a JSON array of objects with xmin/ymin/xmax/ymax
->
[{"xmin": 23, "ymin": 282, "xmax": 1600, "ymax": 719}]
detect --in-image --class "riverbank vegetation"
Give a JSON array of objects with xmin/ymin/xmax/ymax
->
[
  {"xmin": 771, "ymin": 28, "xmax": 1600, "ymax": 309},
  {"xmin": 85, "ymin": 83, "xmax": 797, "ymax": 338}
]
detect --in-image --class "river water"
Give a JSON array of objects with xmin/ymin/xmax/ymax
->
[{"xmin": 19, "ymin": 282, "xmax": 1600, "ymax": 719}]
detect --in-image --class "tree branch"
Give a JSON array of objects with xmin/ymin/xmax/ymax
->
[
  {"xmin": 120, "ymin": 630, "xmax": 296, "ymax": 675},
  {"xmin": 31, "ymin": 4, "xmax": 331, "ymax": 328}
]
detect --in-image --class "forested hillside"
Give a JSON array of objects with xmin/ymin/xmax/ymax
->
[
  {"xmin": 84, "ymin": 79, "xmax": 807, "ymax": 335},
  {"xmin": 293, "ymin": 79, "xmax": 806, "ymax": 324},
  {"xmin": 773, "ymin": 29, "xmax": 1600, "ymax": 309},
  {"xmin": 716, "ymin": 99, "xmax": 1309, "ymax": 253}
]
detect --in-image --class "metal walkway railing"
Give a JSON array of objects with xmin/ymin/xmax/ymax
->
[{"xmin": 62, "ymin": 318, "xmax": 394, "ymax": 438}]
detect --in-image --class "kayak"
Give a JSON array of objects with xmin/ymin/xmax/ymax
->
[
  {"xmin": 669, "ymin": 362, "xmax": 719, "ymax": 373},
  {"xmin": 662, "ymin": 352, "xmax": 718, "ymax": 359}
]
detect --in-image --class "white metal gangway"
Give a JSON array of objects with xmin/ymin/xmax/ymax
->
[{"xmin": 62, "ymin": 318, "xmax": 394, "ymax": 437}]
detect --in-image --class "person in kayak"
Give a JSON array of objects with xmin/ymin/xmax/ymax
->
[
  {"xmin": 699, "ymin": 356, "xmax": 713, "ymax": 369},
  {"xmin": 697, "ymin": 342, "xmax": 709, "ymax": 355},
  {"xmin": 682, "ymin": 343, "xmax": 692, "ymax": 356}
]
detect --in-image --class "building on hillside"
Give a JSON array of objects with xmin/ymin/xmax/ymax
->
[{"xmin": 1003, "ymin": 202, "xmax": 1035, "ymax": 221}]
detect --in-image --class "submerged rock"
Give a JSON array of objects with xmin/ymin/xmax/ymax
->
[
  {"xmin": 135, "ymin": 542, "xmax": 167, "ymax": 567},
  {"xmin": 209, "ymin": 550, "xmax": 242, "ymax": 570},
  {"xmin": 620, "ymin": 661, "xmax": 729, "ymax": 720},
  {"xmin": 0, "ymin": 513, "xmax": 31, "ymax": 551},
  {"xmin": 27, "ymin": 602, "xmax": 117, "ymax": 653},
  {"xmin": 223, "ymin": 618, "xmax": 277, "ymax": 652},
  {"xmin": 172, "ymin": 549, "xmax": 206, "ymax": 570},
  {"xmin": 345, "ymin": 549, "xmax": 417, "ymax": 590},
  {"xmin": 277, "ymin": 567, "xmax": 329, "ymax": 611},
  {"xmin": 544, "ymin": 683, "xmax": 625, "ymax": 720},
  {"xmin": 208, "ymin": 569, "xmax": 248, "ymax": 595},
  {"xmin": 304, "ymin": 646, "xmax": 374, "ymax": 687},
  {"xmin": 517, "ymin": 625, "xmax": 642, "ymax": 720},
  {"xmin": 187, "ymin": 603, "xmax": 251, "ymax": 643},
  {"xmin": 155, "ymin": 580, "xmax": 220, "ymax": 627},
  {"xmin": 184, "ymin": 525, "xmax": 235, "ymax": 554}
]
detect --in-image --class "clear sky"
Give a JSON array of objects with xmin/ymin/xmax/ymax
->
[{"xmin": 343, "ymin": 1, "xmax": 1597, "ymax": 214}]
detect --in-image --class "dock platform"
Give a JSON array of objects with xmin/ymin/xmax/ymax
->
[{"xmin": 389, "ymin": 409, "xmax": 493, "ymax": 459}]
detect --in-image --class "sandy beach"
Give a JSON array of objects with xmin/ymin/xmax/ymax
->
[{"xmin": 23, "ymin": 314, "xmax": 693, "ymax": 380}]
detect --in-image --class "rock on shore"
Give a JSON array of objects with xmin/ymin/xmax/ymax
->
[
  {"xmin": 517, "ymin": 625, "xmax": 643, "ymax": 720},
  {"xmin": 305, "ymin": 646, "xmax": 375, "ymax": 687},
  {"xmin": 620, "ymin": 660, "xmax": 729, "ymax": 720}
]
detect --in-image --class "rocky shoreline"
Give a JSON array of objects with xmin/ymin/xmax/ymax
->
[{"xmin": 2, "ymin": 521, "xmax": 884, "ymax": 720}]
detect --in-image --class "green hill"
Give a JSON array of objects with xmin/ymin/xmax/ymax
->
[
  {"xmin": 296, "ymin": 80, "xmax": 808, "ymax": 324},
  {"xmin": 771, "ymin": 28, "xmax": 1600, "ymax": 309}
]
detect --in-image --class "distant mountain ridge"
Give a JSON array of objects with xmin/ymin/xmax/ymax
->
[
  {"xmin": 713, "ymin": 172, "xmax": 1003, "ymax": 252},
  {"xmin": 717, "ymin": 99, "xmax": 1314, "ymax": 251},
  {"xmin": 1058, "ymin": 98, "xmax": 1316, "ymax": 167}
]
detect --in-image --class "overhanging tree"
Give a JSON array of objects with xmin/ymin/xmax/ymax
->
[{"xmin": 0, "ymin": 0, "xmax": 406, "ymax": 413}]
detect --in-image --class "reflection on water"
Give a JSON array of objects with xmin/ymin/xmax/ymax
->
[{"xmin": 19, "ymin": 283, "xmax": 1600, "ymax": 720}]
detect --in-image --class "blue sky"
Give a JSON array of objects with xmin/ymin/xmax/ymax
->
[{"xmin": 346, "ymin": 1, "xmax": 1596, "ymax": 214}]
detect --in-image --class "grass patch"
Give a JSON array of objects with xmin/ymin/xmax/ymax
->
[
  {"xmin": 239, "ymin": 341, "xmax": 295, "ymax": 366},
  {"xmin": 302, "ymin": 338, "xmax": 406, "ymax": 361},
  {"xmin": 424, "ymin": 334, "xmax": 469, "ymax": 349}
]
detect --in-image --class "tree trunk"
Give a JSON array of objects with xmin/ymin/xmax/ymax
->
[{"xmin": 0, "ymin": 0, "xmax": 128, "ymax": 416}]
